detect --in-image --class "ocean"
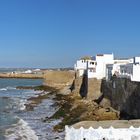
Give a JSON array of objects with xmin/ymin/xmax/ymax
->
[{"xmin": 0, "ymin": 69, "xmax": 64, "ymax": 140}]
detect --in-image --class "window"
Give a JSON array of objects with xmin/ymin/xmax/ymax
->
[
  {"xmin": 90, "ymin": 62, "xmax": 95, "ymax": 65},
  {"xmin": 89, "ymin": 68, "xmax": 96, "ymax": 72}
]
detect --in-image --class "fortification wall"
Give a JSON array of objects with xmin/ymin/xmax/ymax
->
[
  {"xmin": 43, "ymin": 70, "xmax": 75, "ymax": 89},
  {"xmin": 101, "ymin": 77, "xmax": 140, "ymax": 119}
]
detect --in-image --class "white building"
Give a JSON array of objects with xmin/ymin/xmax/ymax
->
[
  {"xmin": 74, "ymin": 58, "xmax": 97, "ymax": 78},
  {"xmin": 95, "ymin": 54, "xmax": 114, "ymax": 79},
  {"xmin": 119, "ymin": 57, "xmax": 140, "ymax": 82},
  {"xmin": 111, "ymin": 59, "xmax": 133, "ymax": 76},
  {"xmin": 75, "ymin": 54, "xmax": 140, "ymax": 82},
  {"xmin": 74, "ymin": 54, "xmax": 114, "ymax": 79},
  {"xmin": 106, "ymin": 57, "xmax": 140, "ymax": 82}
]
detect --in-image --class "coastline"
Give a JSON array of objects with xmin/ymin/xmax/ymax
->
[
  {"xmin": 19, "ymin": 70, "xmax": 119, "ymax": 134},
  {"xmin": 0, "ymin": 70, "xmax": 121, "ymax": 139},
  {"xmin": 0, "ymin": 73, "xmax": 44, "ymax": 79}
]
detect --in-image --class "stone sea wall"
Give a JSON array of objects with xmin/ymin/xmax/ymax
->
[
  {"xmin": 43, "ymin": 70, "xmax": 75, "ymax": 89},
  {"xmin": 101, "ymin": 77, "xmax": 140, "ymax": 119}
]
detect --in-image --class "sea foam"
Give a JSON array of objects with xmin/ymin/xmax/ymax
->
[{"xmin": 5, "ymin": 118, "xmax": 38, "ymax": 140}]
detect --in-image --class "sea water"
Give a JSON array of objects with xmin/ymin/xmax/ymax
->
[
  {"xmin": 0, "ymin": 78, "xmax": 64, "ymax": 140},
  {"xmin": 0, "ymin": 78, "xmax": 43, "ymax": 140}
]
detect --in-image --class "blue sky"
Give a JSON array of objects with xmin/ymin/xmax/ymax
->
[{"xmin": 0, "ymin": 0, "xmax": 140, "ymax": 68}]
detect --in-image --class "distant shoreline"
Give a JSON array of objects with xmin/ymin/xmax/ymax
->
[{"xmin": 0, "ymin": 73, "xmax": 44, "ymax": 79}]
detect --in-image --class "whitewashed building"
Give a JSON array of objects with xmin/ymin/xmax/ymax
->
[
  {"xmin": 95, "ymin": 54, "xmax": 114, "ymax": 79},
  {"xmin": 74, "ymin": 54, "xmax": 114, "ymax": 79},
  {"xmin": 106, "ymin": 57, "xmax": 140, "ymax": 82},
  {"xmin": 75, "ymin": 54, "xmax": 140, "ymax": 82},
  {"xmin": 119, "ymin": 57, "xmax": 140, "ymax": 82},
  {"xmin": 74, "ymin": 58, "xmax": 97, "ymax": 78},
  {"xmin": 106, "ymin": 58, "xmax": 132, "ymax": 80}
]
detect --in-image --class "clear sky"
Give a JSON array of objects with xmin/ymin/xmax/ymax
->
[{"xmin": 0, "ymin": 0, "xmax": 140, "ymax": 68}]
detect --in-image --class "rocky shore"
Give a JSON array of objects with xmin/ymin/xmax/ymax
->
[
  {"xmin": 15, "ymin": 70, "xmax": 118, "ymax": 133},
  {"xmin": 41, "ymin": 70, "xmax": 119, "ymax": 132},
  {"xmin": 13, "ymin": 70, "xmax": 123, "ymax": 137},
  {"xmin": 13, "ymin": 69, "xmax": 140, "ymax": 139}
]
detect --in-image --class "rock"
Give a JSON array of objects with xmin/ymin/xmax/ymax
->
[
  {"xmin": 99, "ymin": 98, "xmax": 111, "ymax": 108},
  {"xmin": 87, "ymin": 79, "xmax": 102, "ymax": 100}
]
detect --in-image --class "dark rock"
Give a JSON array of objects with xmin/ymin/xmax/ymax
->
[{"xmin": 101, "ymin": 78, "xmax": 140, "ymax": 119}]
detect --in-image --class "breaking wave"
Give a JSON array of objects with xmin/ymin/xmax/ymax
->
[
  {"xmin": 0, "ymin": 88, "xmax": 7, "ymax": 91},
  {"xmin": 0, "ymin": 87, "xmax": 16, "ymax": 91},
  {"xmin": 5, "ymin": 118, "xmax": 38, "ymax": 140},
  {"xmin": 12, "ymin": 98, "xmax": 27, "ymax": 111}
]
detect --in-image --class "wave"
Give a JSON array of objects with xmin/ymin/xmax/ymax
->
[
  {"xmin": 0, "ymin": 88, "xmax": 7, "ymax": 91},
  {"xmin": 14, "ymin": 99, "xmax": 27, "ymax": 111},
  {"xmin": 6, "ymin": 87, "xmax": 16, "ymax": 90},
  {"xmin": 5, "ymin": 118, "xmax": 38, "ymax": 140},
  {"xmin": 0, "ymin": 87, "xmax": 16, "ymax": 91}
]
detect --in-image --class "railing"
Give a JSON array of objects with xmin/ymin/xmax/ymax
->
[{"xmin": 65, "ymin": 126, "xmax": 140, "ymax": 140}]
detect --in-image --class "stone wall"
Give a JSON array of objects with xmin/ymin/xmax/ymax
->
[
  {"xmin": 44, "ymin": 70, "xmax": 75, "ymax": 89},
  {"xmin": 101, "ymin": 77, "xmax": 140, "ymax": 119},
  {"xmin": 74, "ymin": 75, "xmax": 102, "ymax": 100}
]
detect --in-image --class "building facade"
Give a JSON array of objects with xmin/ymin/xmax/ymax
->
[
  {"xmin": 75, "ymin": 54, "xmax": 140, "ymax": 82},
  {"xmin": 74, "ymin": 54, "xmax": 114, "ymax": 79},
  {"xmin": 106, "ymin": 57, "xmax": 140, "ymax": 82}
]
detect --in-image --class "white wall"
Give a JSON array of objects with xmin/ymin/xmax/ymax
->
[
  {"xmin": 87, "ymin": 61, "xmax": 97, "ymax": 78},
  {"xmin": 75, "ymin": 60, "xmax": 87, "ymax": 70},
  {"xmin": 88, "ymin": 69, "xmax": 97, "ymax": 78},
  {"xmin": 75, "ymin": 59, "xmax": 97, "ymax": 78},
  {"xmin": 134, "ymin": 57, "xmax": 140, "ymax": 64},
  {"xmin": 114, "ymin": 59, "xmax": 132, "ymax": 65},
  {"xmin": 65, "ymin": 126, "xmax": 140, "ymax": 140},
  {"xmin": 96, "ymin": 54, "xmax": 114, "ymax": 79},
  {"xmin": 115, "ymin": 63, "xmax": 140, "ymax": 82},
  {"xmin": 131, "ymin": 64, "xmax": 140, "ymax": 82}
]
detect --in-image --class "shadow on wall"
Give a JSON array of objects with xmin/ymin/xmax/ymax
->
[
  {"xmin": 99, "ymin": 76, "xmax": 140, "ymax": 120},
  {"xmin": 70, "ymin": 79, "xmax": 75, "ymax": 92},
  {"xmin": 80, "ymin": 70, "xmax": 88, "ymax": 98},
  {"xmin": 120, "ymin": 82, "xmax": 140, "ymax": 119}
]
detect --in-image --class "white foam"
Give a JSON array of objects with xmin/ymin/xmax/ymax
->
[
  {"xmin": 11, "ymin": 98, "xmax": 27, "ymax": 111},
  {"xmin": 5, "ymin": 118, "xmax": 38, "ymax": 140},
  {"xmin": 18, "ymin": 99, "xmax": 27, "ymax": 111},
  {"xmin": 0, "ymin": 87, "xmax": 16, "ymax": 91},
  {"xmin": 6, "ymin": 87, "xmax": 16, "ymax": 90},
  {"xmin": 0, "ymin": 88, "xmax": 7, "ymax": 91}
]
